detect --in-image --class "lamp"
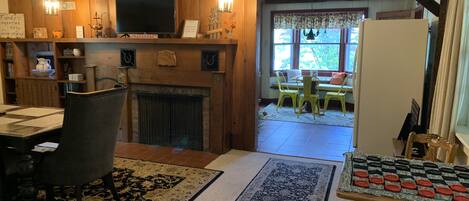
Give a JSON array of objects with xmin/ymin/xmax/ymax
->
[
  {"xmin": 44, "ymin": 0, "xmax": 60, "ymax": 15},
  {"xmin": 303, "ymin": 29, "xmax": 321, "ymax": 41},
  {"xmin": 218, "ymin": 0, "xmax": 233, "ymax": 13}
]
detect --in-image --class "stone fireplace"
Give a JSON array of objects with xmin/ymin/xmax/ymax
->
[{"xmin": 131, "ymin": 84, "xmax": 210, "ymax": 151}]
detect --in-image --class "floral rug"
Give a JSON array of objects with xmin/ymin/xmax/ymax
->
[
  {"xmin": 37, "ymin": 157, "xmax": 222, "ymax": 201},
  {"xmin": 236, "ymin": 158, "xmax": 336, "ymax": 201},
  {"xmin": 259, "ymin": 103, "xmax": 354, "ymax": 127}
]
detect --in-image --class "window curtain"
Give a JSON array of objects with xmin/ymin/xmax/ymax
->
[
  {"xmin": 273, "ymin": 11, "xmax": 364, "ymax": 29},
  {"xmin": 455, "ymin": 1, "xmax": 469, "ymax": 134},
  {"xmin": 429, "ymin": 0, "xmax": 465, "ymax": 143}
]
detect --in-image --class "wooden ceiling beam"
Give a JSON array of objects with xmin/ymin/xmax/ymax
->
[{"xmin": 416, "ymin": 0, "xmax": 440, "ymax": 16}]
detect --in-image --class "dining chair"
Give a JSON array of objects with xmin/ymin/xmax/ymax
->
[
  {"xmin": 36, "ymin": 87, "xmax": 127, "ymax": 201},
  {"xmin": 323, "ymin": 76, "xmax": 348, "ymax": 115},
  {"xmin": 297, "ymin": 76, "xmax": 320, "ymax": 119},
  {"xmin": 275, "ymin": 71, "xmax": 299, "ymax": 113},
  {"xmin": 405, "ymin": 132, "xmax": 458, "ymax": 164}
]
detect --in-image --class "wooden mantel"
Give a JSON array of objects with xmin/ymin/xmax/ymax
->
[{"xmin": 0, "ymin": 38, "xmax": 238, "ymax": 45}]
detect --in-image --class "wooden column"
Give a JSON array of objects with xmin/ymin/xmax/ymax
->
[
  {"xmin": 85, "ymin": 64, "xmax": 97, "ymax": 91},
  {"xmin": 210, "ymin": 72, "xmax": 225, "ymax": 154}
]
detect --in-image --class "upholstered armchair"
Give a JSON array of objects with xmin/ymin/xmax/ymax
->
[{"xmin": 36, "ymin": 87, "xmax": 127, "ymax": 201}]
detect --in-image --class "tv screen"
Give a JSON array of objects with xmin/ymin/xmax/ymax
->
[{"xmin": 116, "ymin": 0, "xmax": 176, "ymax": 34}]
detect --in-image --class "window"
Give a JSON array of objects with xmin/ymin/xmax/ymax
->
[
  {"xmin": 273, "ymin": 29, "xmax": 294, "ymax": 70},
  {"xmin": 271, "ymin": 8, "xmax": 367, "ymax": 75},
  {"xmin": 299, "ymin": 28, "xmax": 341, "ymax": 71},
  {"xmin": 456, "ymin": 15, "xmax": 469, "ymax": 134},
  {"xmin": 273, "ymin": 27, "xmax": 359, "ymax": 74},
  {"xmin": 345, "ymin": 27, "xmax": 359, "ymax": 72}
]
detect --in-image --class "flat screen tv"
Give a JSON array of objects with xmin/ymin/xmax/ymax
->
[{"xmin": 116, "ymin": 0, "xmax": 176, "ymax": 34}]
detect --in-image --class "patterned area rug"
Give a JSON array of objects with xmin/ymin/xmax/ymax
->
[
  {"xmin": 37, "ymin": 157, "xmax": 222, "ymax": 201},
  {"xmin": 259, "ymin": 103, "xmax": 354, "ymax": 127},
  {"xmin": 236, "ymin": 158, "xmax": 336, "ymax": 201}
]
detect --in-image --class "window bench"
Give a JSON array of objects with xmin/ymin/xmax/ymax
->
[
  {"xmin": 270, "ymin": 82, "xmax": 354, "ymax": 103},
  {"xmin": 270, "ymin": 82, "xmax": 353, "ymax": 92}
]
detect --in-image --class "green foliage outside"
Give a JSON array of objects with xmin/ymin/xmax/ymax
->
[{"xmin": 273, "ymin": 28, "xmax": 359, "ymax": 72}]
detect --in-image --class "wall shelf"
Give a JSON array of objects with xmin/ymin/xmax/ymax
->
[
  {"xmin": 57, "ymin": 56, "xmax": 86, "ymax": 59},
  {"xmin": 57, "ymin": 80, "xmax": 87, "ymax": 84},
  {"xmin": 18, "ymin": 77, "xmax": 57, "ymax": 80}
]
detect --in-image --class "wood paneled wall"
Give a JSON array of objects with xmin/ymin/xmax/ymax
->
[
  {"xmin": 16, "ymin": 78, "xmax": 60, "ymax": 107},
  {"xmin": 7, "ymin": 0, "xmax": 259, "ymax": 152},
  {"xmin": 7, "ymin": 0, "xmax": 232, "ymax": 38}
]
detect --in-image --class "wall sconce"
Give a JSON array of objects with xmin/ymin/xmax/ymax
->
[
  {"xmin": 218, "ymin": 0, "xmax": 233, "ymax": 13},
  {"xmin": 44, "ymin": 0, "xmax": 60, "ymax": 15}
]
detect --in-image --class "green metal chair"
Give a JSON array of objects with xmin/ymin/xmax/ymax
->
[
  {"xmin": 275, "ymin": 71, "xmax": 299, "ymax": 113},
  {"xmin": 297, "ymin": 76, "xmax": 320, "ymax": 119},
  {"xmin": 324, "ymin": 76, "xmax": 348, "ymax": 115}
]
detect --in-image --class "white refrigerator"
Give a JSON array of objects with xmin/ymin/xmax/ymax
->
[{"xmin": 353, "ymin": 19, "xmax": 429, "ymax": 155}]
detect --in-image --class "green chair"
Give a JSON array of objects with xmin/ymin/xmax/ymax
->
[
  {"xmin": 275, "ymin": 71, "xmax": 299, "ymax": 113},
  {"xmin": 324, "ymin": 76, "xmax": 348, "ymax": 115},
  {"xmin": 297, "ymin": 76, "xmax": 320, "ymax": 119}
]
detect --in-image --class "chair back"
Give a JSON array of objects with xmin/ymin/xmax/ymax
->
[
  {"xmin": 337, "ymin": 76, "xmax": 349, "ymax": 94},
  {"xmin": 48, "ymin": 87, "xmax": 127, "ymax": 184},
  {"xmin": 276, "ymin": 71, "xmax": 289, "ymax": 91},
  {"xmin": 302, "ymin": 76, "xmax": 312, "ymax": 97},
  {"xmin": 405, "ymin": 132, "xmax": 458, "ymax": 163}
]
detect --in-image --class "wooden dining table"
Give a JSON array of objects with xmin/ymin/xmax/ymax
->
[{"xmin": 0, "ymin": 104, "xmax": 64, "ymax": 201}]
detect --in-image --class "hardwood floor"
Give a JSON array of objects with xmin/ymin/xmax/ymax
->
[
  {"xmin": 114, "ymin": 119, "xmax": 353, "ymax": 168},
  {"xmin": 114, "ymin": 142, "xmax": 219, "ymax": 168},
  {"xmin": 257, "ymin": 120, "xmax": 354, "ymax": 161}
]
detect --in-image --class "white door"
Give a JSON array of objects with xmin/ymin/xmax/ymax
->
[{"xmin": 354, "ymin": 19, "xmax": 428, "ymax": 155}]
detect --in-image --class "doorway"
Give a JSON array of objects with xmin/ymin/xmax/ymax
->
[{"xmin": 254, "ymin": 5, "xmax": 360, "ymax": 161}]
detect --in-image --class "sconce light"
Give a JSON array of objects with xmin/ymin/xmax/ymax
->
[
  {"xmin": 44, "ymin": 0, "xmax": 60, "ymax": 15},
  {"xmin": 218, "ymin": 0, "xmax": 233, "ymax": 13}
]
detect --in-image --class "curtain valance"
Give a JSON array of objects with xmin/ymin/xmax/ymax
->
[{"xmin": 273, "ymin": 11, "xmax": 365, "ymax": 29}]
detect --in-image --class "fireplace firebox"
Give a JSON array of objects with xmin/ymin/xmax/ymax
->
[{"xmin": 137, "ymin": 92, "xmax": 203, "ymax": 150}]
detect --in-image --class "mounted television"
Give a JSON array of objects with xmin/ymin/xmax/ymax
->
[{"xmin": 116, "ymin": 0, "xmax": 176, "ymax": 34}]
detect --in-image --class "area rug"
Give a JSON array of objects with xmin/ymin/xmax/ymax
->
[
  {"xmin": 236, "ymin": 158, "xmax": 336, "ymax": 201},
  {"xmin": 259, "ymin": 103, "xmax": 354, "ymax": 127},
  {"xmin": 37, "ymin": 157, "xmax": 223, "ymax": 201}
]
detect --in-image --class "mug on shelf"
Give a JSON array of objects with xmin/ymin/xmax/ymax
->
[{"xmin": 73, "ymin": 48, "xmax": 82, "ymax": 56}]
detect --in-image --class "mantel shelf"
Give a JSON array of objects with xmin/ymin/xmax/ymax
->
[{"xmin": 0, "ymin": 38, "xmax": 238, "ymax": 45}]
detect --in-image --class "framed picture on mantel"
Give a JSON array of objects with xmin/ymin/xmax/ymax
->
[{"xmin": 181, "ymin": 20, "xmax": 199, "ymax": 38}]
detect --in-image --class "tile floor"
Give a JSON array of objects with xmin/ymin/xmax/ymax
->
[
  {"xmin": 257, "ymin": 120, "xmax": 354, "ymax": 161},
  {"xmin": 196, "ymin": 150, "xmax": 346, "ymax": 201}
]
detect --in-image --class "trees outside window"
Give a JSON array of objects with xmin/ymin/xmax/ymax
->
[{"xmin": 272, "ymin": 27, "xmax": 359, "ymax": 75}]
